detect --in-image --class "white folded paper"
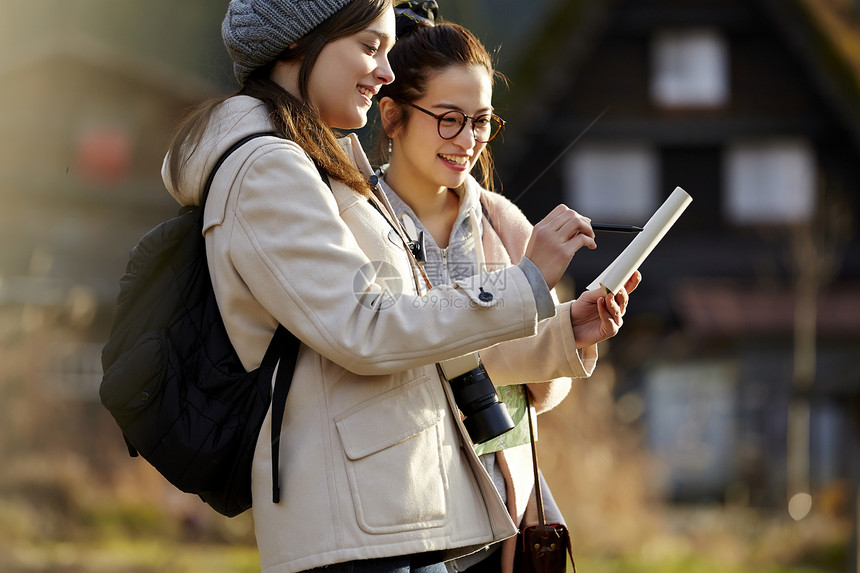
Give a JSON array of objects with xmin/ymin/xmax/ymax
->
[{"xmin": 587, "ymin": 186, "xmax": 693, "ymax": 295}]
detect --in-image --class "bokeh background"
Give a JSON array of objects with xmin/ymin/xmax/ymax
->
[{"xmin": 1, "ymin": 0, "xmax": 859, "ymax": 572}]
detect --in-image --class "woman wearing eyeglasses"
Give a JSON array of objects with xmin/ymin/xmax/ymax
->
[{"xmin": 376, "ymin": 3, "xmax": 640, "ymax": 572}]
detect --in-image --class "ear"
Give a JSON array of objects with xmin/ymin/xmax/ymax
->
[{"xmin": 377, "ymin": 96, "xmax": 401, "ymax": 138}]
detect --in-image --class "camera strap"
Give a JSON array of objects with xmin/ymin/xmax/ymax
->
[
  {"xmin": 524, "ymin": 389, "xmax": 545, "ymax": 524},
  {"xmin": 367, "ymin": 176, "xmax": 433, "ymax": 293}
]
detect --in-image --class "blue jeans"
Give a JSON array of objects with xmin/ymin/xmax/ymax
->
[{"xmin": 302, "ymin": 554, "xmax": 447, "ymax": 573}]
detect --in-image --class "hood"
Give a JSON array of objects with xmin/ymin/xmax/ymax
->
[
  {"xmin": 459, "ymin": 173, "xmax": 486, "ymax": 222},
  {"xmin": 161, "ymin": 95, "xmax": 275, "ymax": 206}
]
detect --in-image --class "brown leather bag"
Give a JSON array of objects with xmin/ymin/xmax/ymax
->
[
  {"xmin": 515, "ymin": 523, "xmax": 573, "ymax": 573},
  {"xmin": 513, "ymin": 389, "xmax": 576, "ymax": 573}
]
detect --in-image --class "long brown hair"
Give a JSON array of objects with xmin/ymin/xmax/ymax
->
[
  {"xmin": 167, "ymin": 0, "xmax": 391, "ymax": 199},
  {"xmin": 377, "ymin": 21, "xmax": 506, "ymax": 191}
]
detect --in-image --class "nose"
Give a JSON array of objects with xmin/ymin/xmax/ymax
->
[
  {"xmin": 453, "ymin": 120, "xmax": 478, "ymax": 148},
  {"xmin": 376, "ymin": 56, "xmax": 395, "ymax": 86}
]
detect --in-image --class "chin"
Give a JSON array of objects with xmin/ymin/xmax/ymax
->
[
  {"xmin": 327, "ymin": 111, "xmax": 368, "ymax": 131},
  {"xmin": 440, "ymin": 174, "xmax": 468, "ymax": 190}
]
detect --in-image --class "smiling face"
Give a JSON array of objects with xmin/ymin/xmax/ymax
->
[
  {"xmin": 308, "ymin": 7, "xmax": 396, "ymax": 129},
  {"xmin": 385, "ymin": 64, "xmax": 493, "ymax": 195}
]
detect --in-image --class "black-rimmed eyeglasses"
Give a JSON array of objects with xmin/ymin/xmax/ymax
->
[{"xmin": 404, "ymin": 102, "xmax": 506, "ymax": 143}]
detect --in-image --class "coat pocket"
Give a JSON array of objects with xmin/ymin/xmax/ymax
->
[{"xmin": 335, "ymin": 375, "xmax": 449, "ymax": 534}]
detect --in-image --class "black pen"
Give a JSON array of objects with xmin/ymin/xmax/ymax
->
[{"xmin": 591, "ymin": 223, "xmax": 644, "ymax": 233}]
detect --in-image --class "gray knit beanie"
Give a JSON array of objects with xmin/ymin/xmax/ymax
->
[{"xmin": 222, "ymin": 0, "xmax": 355, "ymax": 84}]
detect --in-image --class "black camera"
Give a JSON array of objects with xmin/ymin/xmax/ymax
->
[{"xmin": 446, "ymin": 361, "xmax": 514, "ymax": 444}]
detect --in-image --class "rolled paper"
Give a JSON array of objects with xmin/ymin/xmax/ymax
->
[{"xmin": 587, "ymin": 186, "xmax": 693, "ymax": 295}]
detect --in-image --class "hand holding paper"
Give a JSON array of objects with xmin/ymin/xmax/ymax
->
[
  {"xmin": 571, "ymin": 270, "xmax": 641, "ymax": 347},
  {"xmin": 587, "ymin": 186, "xmax": 693, "ymax": 295}
]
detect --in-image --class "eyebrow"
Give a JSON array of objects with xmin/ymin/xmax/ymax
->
[
  {"xmin": 432, "ymin": 102, "xmax": 494, "ymax": 114},
  {"xmin": 363, "ymin": 29, "xmax": 393, "ymax": 43}
]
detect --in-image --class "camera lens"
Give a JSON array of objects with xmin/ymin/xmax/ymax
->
[{"xmin": 448, "ymin": 364, "xmax": 515, "ymax": 444}]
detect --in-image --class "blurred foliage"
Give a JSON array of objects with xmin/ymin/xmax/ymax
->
[
  {"xmin": 575, "ymin": 556, "xmax": 834, "ymax": 573},
  {"xmin": 0, "ymin": 0, "xmax": 563, "ymax": 93},
  {"xmin": 0, "ymin": 0, "xmax": 234, "ymax": 91}
]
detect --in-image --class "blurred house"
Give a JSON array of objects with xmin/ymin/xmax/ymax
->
[
  {"xmin": 496, "ymin": 0, "xmax": 860, "ymax": 511},
  {"xmin": 0, "ymin": 33, "xmax": 217, "ymax": 400}
]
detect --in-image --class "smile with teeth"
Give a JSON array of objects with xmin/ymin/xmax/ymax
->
[
  {"xmin": 358, "ymin": 86, "xmax": 375, "ymax": 100},
  {"xmin": 439, "ymin": 153, "xmax": 469, "ymax": 166}
]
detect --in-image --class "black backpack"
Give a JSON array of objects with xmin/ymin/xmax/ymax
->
[{"xmin": 100, "ymin": 133, "xmax": 322, "ymax": 517}]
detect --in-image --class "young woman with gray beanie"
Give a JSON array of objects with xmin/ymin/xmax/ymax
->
[{"xmin": 163, "ymin": 1, "xmax": 594, "ymax": 571}]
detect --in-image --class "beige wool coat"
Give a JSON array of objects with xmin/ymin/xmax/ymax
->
[{"xmin": 162, "ymin": 96, "xmax": 564, "ymax": 573}]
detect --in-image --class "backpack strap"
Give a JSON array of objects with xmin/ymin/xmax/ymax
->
[
  {"xmin": 262, "ymin": 324, "xmax": 298, "ymax": 503},
  {"xmin": 202, "ymin": 133, "xmax": 331, "ymax": 505},
  {"xmin": 201, "ymin": 132, "xmax": 278, "ymax": 207}
]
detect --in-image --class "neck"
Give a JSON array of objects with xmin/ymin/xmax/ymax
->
[{"xmin": 384, "ymin": 156, "xmax": 461, "ymax": 248}]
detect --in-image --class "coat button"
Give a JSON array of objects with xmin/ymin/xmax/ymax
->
[{"xmin": 478, "ymin": 288, "xmax": 493, "ymax": 302}]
